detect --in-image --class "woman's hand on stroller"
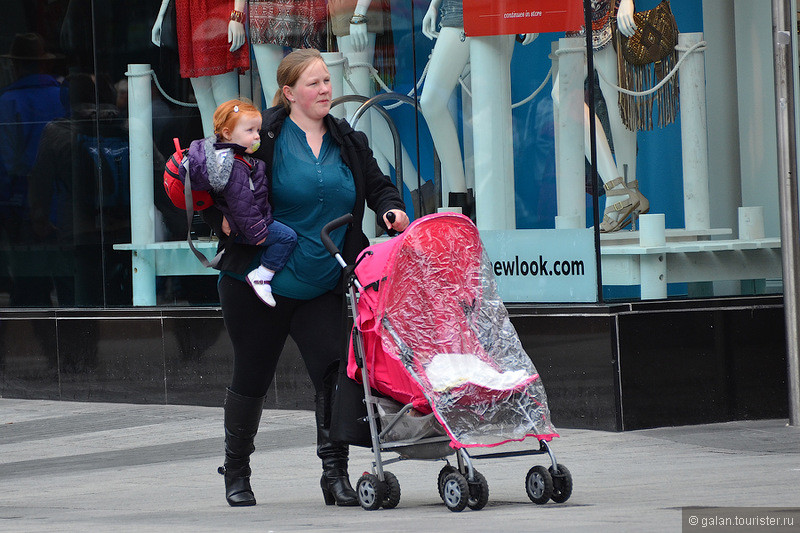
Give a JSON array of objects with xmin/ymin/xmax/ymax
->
[{"xmin": 383, "ymin": 210, "xmax": 409, "ymax": 234}]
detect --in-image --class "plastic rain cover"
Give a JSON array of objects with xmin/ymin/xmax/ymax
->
[{"xmin": 349, "ymin": 213, "xmax": 558, "ymax": 448}]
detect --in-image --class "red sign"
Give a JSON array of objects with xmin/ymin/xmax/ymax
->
[{"xmin": 463, "ymin": 0, "xmax": 584, "ymax": 37}]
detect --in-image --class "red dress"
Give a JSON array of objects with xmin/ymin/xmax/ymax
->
[{"xmin": 176, "ymin": 0, "xmax": 250, "ymax": 78}]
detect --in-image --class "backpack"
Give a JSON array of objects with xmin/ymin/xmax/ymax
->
[
  {"xmin": 163, "ymin": 138, "xmax": 214, "ymax": 211},
  {"xmin": 163, "ymin": 137, "xmax": 222, "ymax": 268},
  {"xmin": 162, "ymin": 138, "xmax": 255, "ymax": 269}
]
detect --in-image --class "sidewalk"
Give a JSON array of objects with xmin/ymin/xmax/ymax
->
[{"xmin": 0, "ymin": 398, "xmax": 798, "ymax": 532}]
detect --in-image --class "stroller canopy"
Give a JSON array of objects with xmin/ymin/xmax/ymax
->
[{"xmin": 350, "ymin": 213, "xmax": 557, "ymax": 447}]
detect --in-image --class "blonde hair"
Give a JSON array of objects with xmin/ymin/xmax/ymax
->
[
  {"xmin": 272, "ymin": 49, "xmax": 326, "ymax": 111},
  {"xmin": 213, "ymin": 99, "xmax": 260, "ymax": 137}
]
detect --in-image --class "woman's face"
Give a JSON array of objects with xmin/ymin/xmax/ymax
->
[{"xmin": 284, "ymin": 59, "xmax": 332, "ymax": 123}]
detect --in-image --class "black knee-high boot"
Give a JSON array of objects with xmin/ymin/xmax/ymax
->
[
  {"xmin": 316, "ymin": 390, "xmax": 358, "ymax": 506},
  {"xmin": 217, "ymin": 388, "xmax": 265, "ymax": 507}
]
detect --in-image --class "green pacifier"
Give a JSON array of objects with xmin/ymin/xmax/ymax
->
[{"xmin": 250, "ymin": 140, "xmax": 261, "ymax": 152}]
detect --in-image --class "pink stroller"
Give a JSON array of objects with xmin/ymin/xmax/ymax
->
[{"xmin": 322, "ymin": 212, "xmax": 573, "ymax": 511}]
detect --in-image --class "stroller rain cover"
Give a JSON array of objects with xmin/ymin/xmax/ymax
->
[{"xmin": 348, "ymin": 212, "xmax": 558, "ymax": 448}]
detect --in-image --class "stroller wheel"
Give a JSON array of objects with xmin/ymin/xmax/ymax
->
[
  {"xmin": 549, "ymin": 464, "xmax": 573, "ymax": 503},
  {"xmin": 467, "ymin": 470, "xmax": 489, "ymax": 510},
  {"xmin": 441, "ymin": 472, "xmax": 469, "ymax": 512},
  {"xmin": 381, "ymin": 471, "xmax": 401, "ymax": 509},
  {"xmin": 437, "ymin": 464, "xmax": 457, "ymax": 501},
  {"xmin": 525, "ymin": 465, "xmax": 553, "ymax": 505},
  {"xmin": 357, "ymin": 473, "xmax": 386, "ymax": 511}
]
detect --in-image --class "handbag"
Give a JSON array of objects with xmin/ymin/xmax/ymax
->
[
  {"xmin": 329, "ymin": 353, "xmax": 374, "ymax": 447},
  {"xmin": 615, "ymin": 0, "xmax": 680, "ymax": 131}
]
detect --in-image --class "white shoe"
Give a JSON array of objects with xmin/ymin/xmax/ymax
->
[{"xmin": 246, "ymin": 269, "xmax": 276, "ymax": 307}]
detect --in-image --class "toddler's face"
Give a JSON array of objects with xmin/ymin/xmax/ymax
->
[{"xmin": 227, "ymin": 113, "xmax": 262, "ymax": 153}]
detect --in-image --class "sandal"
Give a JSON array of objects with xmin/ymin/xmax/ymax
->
[
  {"xmin": 625, "ymin": 179, "xmax": 650, "ymax": 231},
  {"xmin": 628, "ymin": 179, "xmax": 650, "ymax": 215},
  {"xmin": 599, "ymin": 177, "xmax": 639, "ymax": 233}
]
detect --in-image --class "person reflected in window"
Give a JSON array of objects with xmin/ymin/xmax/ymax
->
[
  {"xmin": 0, "ymin": 33, "xmax": 67, "ymax": 306},
  {"xmin": 28, "ymin": 73, "xmax": 171, "ymax": 307}
]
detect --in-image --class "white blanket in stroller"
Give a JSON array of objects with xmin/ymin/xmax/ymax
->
[{"xmin": 425, "ymin": 353, "xmax": 534, "ymax": 393}]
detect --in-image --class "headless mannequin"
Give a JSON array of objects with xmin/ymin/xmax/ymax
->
[
  {"xmin": 334, "ymin": 0, "xmax": 424, "ymax": 224},
  {"xmin": 152, "ymin": 0, "xmax": 245, "ymax": 137},
  {"xmin": 551, "ymin": 0, "xmax": 648, "ymax": 232},
  {"xmin": 420, "ymin": 0, "xmax": 535, "ymax": 215}
]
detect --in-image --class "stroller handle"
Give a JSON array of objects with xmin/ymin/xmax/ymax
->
[{"xmin": 321, "ymin": 214, "xmax": 354, "ymax": 258}]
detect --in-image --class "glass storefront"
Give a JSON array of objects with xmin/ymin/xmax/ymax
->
[{"xmin": 0, "ymin": 0, "xmax": 792, "ymax": 308}]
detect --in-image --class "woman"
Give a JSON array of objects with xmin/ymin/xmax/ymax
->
[{"xmin": 206, "ymin": 48, "xmax": 409, "ymax": 507}]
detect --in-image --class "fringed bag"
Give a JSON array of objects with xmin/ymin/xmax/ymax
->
[{"xmin": 616, "ymin": 0, "xmax": 680, "ymax": 131}]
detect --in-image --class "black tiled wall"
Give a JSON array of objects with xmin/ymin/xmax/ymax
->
[{"xmin": 0, "ymin": 297, "xmax": 789, "ymax": 432}]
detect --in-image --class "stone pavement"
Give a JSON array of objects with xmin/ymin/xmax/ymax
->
[{"xmin": 0, "ymin": 398, "xmax": 799, "ymax": 533}]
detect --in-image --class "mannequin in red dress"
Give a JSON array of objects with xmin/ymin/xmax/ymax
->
[{"xmin": 152, "ymin": 0, "xmax": 250, "ymax": 136}]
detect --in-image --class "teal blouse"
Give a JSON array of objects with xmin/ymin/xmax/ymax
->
[{"xmin": 267, "ymin": 117, "xmax": 356, "ymax": 299}]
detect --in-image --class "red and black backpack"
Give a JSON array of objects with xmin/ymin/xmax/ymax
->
[
  {"xmin": 163, "ymin": 138, "xmax": 214, "ymax": 211},
  {"xmin": 162, "ymin": 138, "xmax": 229, "ymax": 268}
]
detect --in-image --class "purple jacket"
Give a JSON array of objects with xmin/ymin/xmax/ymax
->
[{"xmin": 182, "ymin": 136, "xmax": 271, "ymax": 245}]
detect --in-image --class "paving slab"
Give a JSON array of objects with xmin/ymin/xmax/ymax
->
[{"xmin": 0, "ymin": 399, "xmax": 798, "ymax": 532}]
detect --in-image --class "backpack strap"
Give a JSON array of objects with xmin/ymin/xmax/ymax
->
[
  {"xmin": 234, "ymin": 153, "xmax": 255, "ymax": 190},
  {"xmin": 233, "ymin": 153, "xmax": 252, "ymax": 168},
  {"xmin": 177, "ymin": 138, "xmax": 224, "ymax": 269}
]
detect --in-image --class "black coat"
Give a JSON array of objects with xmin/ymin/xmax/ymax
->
[{"xmin": 203, "ymin": 105, "xmax": 405, "ymax": 277}]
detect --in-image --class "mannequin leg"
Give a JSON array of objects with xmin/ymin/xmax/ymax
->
[
  {"xmin": 552, "ymin": 66, "xmax": 644, "ymax": 232},
  {"xmin": 190, "ymin": 76, "xmax": 218, "ymax": 137},
  {"xmin": 191, "ymin": 72, "xmax": 240, "ymax": 137},
  {"xmin": 419, "ymin": 27, "xmax": 470, "ymax": 199},
  {"xmin": 253, "ymin": 44, "xmax": 285, "ymax": 107},
  {"xmin": 338, "ymin": 34, "xmax": 424, "ymax": 215},
  {"xmin": 338, "ymin": 35, "xmax": 425, "ymax": 224},
  {"xmin": 338, "ymin": 34, "xmax": 380, "ymax": 236},
  {"xmin": 210, "ymin": 71, "xmax": 239, "ymax": 105},
  {"xmin": 595, "ymin": 46, "xmax": 637, "ymax": 182},
  {"xmin": 595, "ymin": 46, "xmax": 648, "ymax": 225},
  {"xmin": 337, "ymin": 34, "xmax": 378, "ymax": 125},
  {"xmin": 552, "ymin": 72, "xmax": 617, "ymax": 183}
]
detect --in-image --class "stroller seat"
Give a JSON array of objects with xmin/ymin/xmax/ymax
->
[{"xmin": 425, "ymin": 353, "xmax": 537, "ymax": 393}]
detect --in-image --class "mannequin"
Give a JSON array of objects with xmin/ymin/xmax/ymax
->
[
  {"xmin": 248, "ymin": 0, "xmax": 327, "ymax": 105},
  {"xmin": 329, "ymin": 0, "xmax": 427, "ymax": 221},
  {"xmin": 152, "ymin": 0, "xmax": 248, "ymax": 137},
  {"xmin": 552, "ymin": 0, "xmax": 649, "ymax": 232},
  {"xmin": 420, "ymin": 0, "xmax": 535, "ymax": 216}
]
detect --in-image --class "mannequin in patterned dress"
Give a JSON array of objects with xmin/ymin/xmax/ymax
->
[
  {"xmin": 248, "ymin": 0, "xmax": 327, "ymax": 105},
  {"xmin": 152, "ymin": 0, "xmax": 250, "ymax": 137},
  {"xmin": 552, "ymin": 0, "xmax": 649, "ymax": 232}
]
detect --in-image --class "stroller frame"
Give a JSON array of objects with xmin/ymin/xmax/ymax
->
[{"xmin": 322, "ymin": 214, "xmax": 573, "ymax": 512}]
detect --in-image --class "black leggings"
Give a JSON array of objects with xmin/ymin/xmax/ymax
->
[{"xmin": 218, "ymin": 274, "xmax": 346, "ymax": 399}]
